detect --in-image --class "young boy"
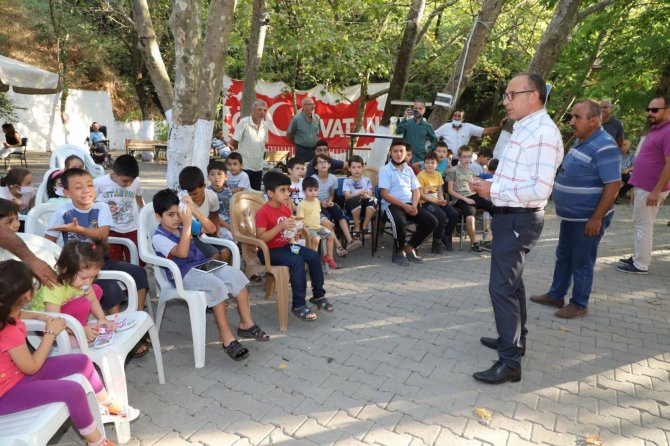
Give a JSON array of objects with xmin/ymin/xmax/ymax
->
[
  {"xmin": 0, "ymin": 198, "xmax": 20, "ymax": 232},
  {"xmin": 287, "ymin": 157, "xmax": 306, "ymax": 207},
  {"xmin": 380, "ymin": 141, "xmax": 438, "ymax": 266},
  {"xmin": 207, "ymin": 160, "xmax": 234, "ymax": 241},
  {"xmin": 44, "ymin": 168, "xmax": 150, "ymax": 318},
  {"xmin": 469, "ymin": 148, "xmax": 493, "ymax": 176},
  {"xmin": 178, "ymin": 166, "xmax": 231, "ymax": 263},
  {"xmin": 211, "ymin": 128, "xmax": 231, "ymax": 159},
  {"xmin": 342, "ymin": 155, "xmax": 377, "ymax": 240},
  {"xmin": 312, "ymin": 154, "xmax": 361, "ymax": 254},
  {"xmin": 433, "ymin": 142, "xmax": 452, "ymax": 178},
  {"xmin": 297, "ymin": 177, "xmax": 338, "ymax": 269},
  {"xmin": 445, "ymin": 145, "xmax": 495, "ymax": 253},
  {"xmin": 404, "ymin": 146, "xmax": 421, "ymax": 175},
  {"xmin": 416, "ymin": 152, "xmax": 459, "ymax": 254},
  {"xmin": 256, "ymin": 171, "xmax": 331, "ymax": 321},
  {"xmin": 94, "ymin": 154, "xmax": 144, "ymax": 263},
  {"xmin": 152, "ymin": 189, "xmax": 268, "ymax": 361},
  {"xmin": 226, "ymin": 152, "xmax": 252, "ymax": 193}
]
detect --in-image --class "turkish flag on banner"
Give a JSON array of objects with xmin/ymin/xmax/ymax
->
[{"xmin": 223, "ymin": 76, "xmax": 388, "ymax": 149}]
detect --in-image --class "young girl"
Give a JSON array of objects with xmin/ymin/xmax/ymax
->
[
  {"xmin": 30, "ymin": 241, "xmax": 114, "ymax": 345},
  {"xmin": 0, "ymin": 167, "xmax": 35, "ymax": 215},
  {"xmin": 311, "ymin": 154, "xmax": 361, "ymax": 255},
  {"xmin": 0, "ymin": 259, "xmax": 137, "ymax": 446},
  {"xmin": 64, "ymin": 154, "xmax": 86, "ymax": 170},
  {"xmin": 45, "ymin": 169, "xmax": 69, "ymax": 203},
  {"xmin": 0, "ymin": 198, "xmax": 20, "ymax": 233}
]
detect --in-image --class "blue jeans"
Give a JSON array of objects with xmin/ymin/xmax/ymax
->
[
  {"xmin": 548, "ymin": 213, "xmax": 613, "ymax": 309},
  {"xmin": 258, "ymin": 244, "xmax": 325, "ymax": 309}
]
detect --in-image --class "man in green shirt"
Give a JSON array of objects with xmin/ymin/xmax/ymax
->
[
  {"xmin": 287, "ymin": 97, "xmax": 321, "ymax": 161},
  {"xmin": 395, "ymin": 100, "xmax": 437, "ymax": 163}
]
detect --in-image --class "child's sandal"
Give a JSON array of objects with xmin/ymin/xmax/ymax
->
[
  {"xmin": 351, "ymin": 231, "xmax": 361, "ymax": 241},
  {"xmin": 309, "ymin": 296, "xmax": 334, "ymax": 312},
  {"xmin": 100, "ymin": 402, "xmax": 140, "ymax": 422},
  {"xmin": 336, "ymin": 246, "xmax": 348, "ymax": 257}
]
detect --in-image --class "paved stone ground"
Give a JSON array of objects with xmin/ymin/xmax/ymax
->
[{"xmin": 21, "ymin": 152, "xmax": 670, "ymax": 445}]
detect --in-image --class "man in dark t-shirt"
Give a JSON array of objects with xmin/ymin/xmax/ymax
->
[{"xmin": 601, "ymin": 99, "xmax": 624, "ymax": 148}]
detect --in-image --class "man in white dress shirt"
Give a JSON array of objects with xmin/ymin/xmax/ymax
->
[{"xmin": 434, "ymin": 109, "xmax": 504, "ymax": 152}]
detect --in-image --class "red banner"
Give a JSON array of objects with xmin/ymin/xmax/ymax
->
[{"xmin": 223, "ymin": 78, "xmax": 387, "ymax": 149}]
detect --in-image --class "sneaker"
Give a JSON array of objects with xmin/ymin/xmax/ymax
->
[
  {"xmin": 616, "ymin": 263, "xmax": 648, "ymax": 274},
  {"xmin": 554, "ymin": 304, "xmax": 588, "ymax": 319},
  {"xmin": 471, "ymin": 243, "xmax": 482, "ymax": 253},
  {"xmin": 618, "ymin": 256, "xmax": 634, "ymax": 266},
  {"xmin": 392, "ymin": 252, "xmax": 409, "ymax": 266},
  {"xmin": 406, "ymin": 250, "xmax": 423, "ymax": 263}
]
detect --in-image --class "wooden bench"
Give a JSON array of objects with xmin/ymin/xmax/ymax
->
[{"xmin": 125, "ymin": 139, "xmax": 167, "ymax": 160}]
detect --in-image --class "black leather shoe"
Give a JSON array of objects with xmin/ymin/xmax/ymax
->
[
  {"xmin": 473, "ymin": 361, "xmax": 521, "ymax": 384},
  {"xmin": 479, "ymin": 337, "xmax": 526, "ymax": 356}
]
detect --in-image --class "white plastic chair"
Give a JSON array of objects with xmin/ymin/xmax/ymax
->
[
  {"xmin": 50, "ymin": 144, "xmax": 105, "ymax": 178},
  {"xmin": 0, "ymin": 320, "xmax": 106, "ymax": 446},
  {"xmin": 138, "ymin": 203, "xmax": 240, "ymax": 369},
  {"xmin": 24, "ymin": 202, "xmax": 151, "ymax": 318},
  {"xmin": 12, "ymin": 233, "xmax": 164, "ymax": 443}
]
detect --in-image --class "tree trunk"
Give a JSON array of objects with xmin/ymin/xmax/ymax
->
[
  {"xmin": 527, "ymin": 0, "xmax": 583, "ymax": 79},
  {"xmin": 656, "ymin": 59, "xmax": 670, "ymax": 97},
  {"xmin": 131, "ymin": 0, "xmax": 174, "ymax": 112},
  {"xmin": 429, "ymin": 0, "xmax": 506, "ymax": 126},
  {"xmin": 380, "ymin": 0, "xmax": 426, "ymax": 126},
  {"xmin": 241, "ymin": 0, "xmax": 268, "ymax": 116}
]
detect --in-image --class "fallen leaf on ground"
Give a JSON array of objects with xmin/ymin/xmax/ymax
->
[
  {"xmin": 278, "ymin": 363, "xmax": 288, "ymax": 369},
  {"xmin": 559, "ymin": 326, "xmax": 571, "ymax": 332},
  {"xmin": 474, "ymin": 407, "xmax": 492, "ymax": 421},
  {"xmin": 583, "ymin": 434, "xmax": 603, "ymax": 445}
]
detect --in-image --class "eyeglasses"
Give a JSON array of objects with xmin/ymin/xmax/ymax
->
[
  {"xmin": 502, "ymin": 90, "xmax": 535, "ymax": 101},
  {"xmin": 647, "ymin": 107, "xmax": 667, "ymax": 113}
]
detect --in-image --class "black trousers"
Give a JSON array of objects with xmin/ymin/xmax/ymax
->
[
  {"xmin": 244, "ymin": 169, "xmax": 263, "ymax": 191},
  {"xmin": 385, "ymin": 203, "xmax": 437, "ymax": 252},
  {"xmin": 489, "ymin": 211, "xmax": 544, "ymax": 369},
  {"xmin": 295, "ymin": 145, "xmax": 316, "ymax": 162},
  {"xmin": 420, "ymin": 203, "xmax": 459, "ymax": 241}
]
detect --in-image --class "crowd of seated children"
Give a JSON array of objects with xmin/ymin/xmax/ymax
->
[
  {"xmin": 206, "ymin": 160, "xmax": 234, "ymax": 241},
  {"xmin": 226, "ymin": 152, "xmax": 252, "ymax": 193},
  {"xmin": 342, "ymin": 155, "xmax": 377, "ymax": 242},
  {"xmin": 469, "ymin": 148, "xmax": 493, "ymax": 176},
  {"xmin": 0, "ymin": 167, "xmax": 35, "ymax": 220},
  {"xmin": 311, "ymin": 154, "xmax": 361, "ymax": 255},
  {"xmin": 30, "ymin": 241, "xmax": 114, "ymax": 347},
  {"xmin": 287, "ymin": 157, "xmax": 306, "ymax": 207},
  {"xmin": 446, "ymin": 145, "xmax": 495, "ymax": 253},
  {"xmin": 305, "ymin": 140, "xmax": 347, "ymax": 177},
  {"xmin": 297, "ymin": 177, "xmax": 339, "ymax": 269},
  {"xmin": 0, "ymin": 259, "xmax": 138, "ymax": 446},
  {"xmin": 43, "ymin": 168, "xmax": 151, "ymax": 357},
  {"xmin": 178, "ymin": 166, "xmax": 232, "ymax": 264},
  {"xmin": 416, "ymin": 152, "xmax": 459, "ymax": 254},
  {"xmin": 94, "ymin": 155, "xmax": 145, "ymax": 265},
  {"xmin": 151, "ymin": 189, "xmax": 268, "ymax": 361},
  {"xmin": 256, "ymin": 171, "xmax": 331, "ymax": 321},
  {"xmin": 379, "ymin": 141, "xmax": 437, "ymax": 266},
  {"xmin": 0, "ymin": 198, "xmax": 20, "ymax": 233}
]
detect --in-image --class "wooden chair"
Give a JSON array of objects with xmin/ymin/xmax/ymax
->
[{"xmin": 229, "ymin": 192, "xmax": 290, "ymax": 332}]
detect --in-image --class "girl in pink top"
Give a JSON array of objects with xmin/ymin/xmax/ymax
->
[{"xmin": 0, "ymin": 260, "xmax": 137, "ymax": 446}]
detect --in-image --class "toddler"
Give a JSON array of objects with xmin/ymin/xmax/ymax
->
[
  {"xmin": 207, "ymin": 160, "xmax": 234, "ymax": 241},
  {"xmin": 297, "ymin": 177, "xmax": 338, "ymax": 269},
  {"xmin": 286, "ymin": 157, "xmax": 306, "ymax": 207}
]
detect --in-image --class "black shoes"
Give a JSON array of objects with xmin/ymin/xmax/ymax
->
[
  {"xmin": 473, "ymin": 361, "xmax": 521, "ymax": 384},
  {"xmin": 480, "ymin": 336, "xmax": 526, "ymax": 356}
]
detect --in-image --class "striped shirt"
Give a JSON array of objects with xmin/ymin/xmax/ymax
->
[
  {"xmin": 552, "ymin": 128, "xmax": 621, "ymax": 221},
  {"xmin": 490, "ymin": 109, "xmax": 564, "ymax": 208}
]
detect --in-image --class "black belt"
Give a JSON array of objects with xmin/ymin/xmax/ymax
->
[{"xmin": 493, "ymin": 206, "xmax": 544, "ymax": 214}]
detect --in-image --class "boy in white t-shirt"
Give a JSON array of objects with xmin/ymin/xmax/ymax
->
[
  {"xmin": 179, "ymin": 166, "xmax": 232, "ymax": 263},
  {"xmin": 286, "ymin": 157, "xmax": 306, "ymax": 208},
  {"xmin": 93, "ymin": 154, "xmax": 144, "ymax": 263},
  {"xmin": 226, "ymin": 153, "xmax": 252, "ymax": 193}
]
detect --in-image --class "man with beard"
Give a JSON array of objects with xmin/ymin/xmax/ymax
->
[
  {"xmin": 617, "ymin": 96, "xmax": 670, "ymax": 274},
  {"xmin": 529, "ymin": 99, "xmax": 620, "ymax": 319},
  {"xmin": 395, "ymin": 100, "xmax": 437, "ymax": 163},
  {"xmin": 470, "ymin": 73, "xmax": 564, "ymax": 384}
]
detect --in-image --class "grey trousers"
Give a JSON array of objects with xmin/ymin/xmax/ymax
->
[{"xmin": 489, "ymin": 211, "xmax": 544, "ymax": 369}]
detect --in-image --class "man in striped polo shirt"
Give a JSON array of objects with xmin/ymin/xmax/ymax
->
[{"xmin": 530, "ymin": 99, "xmax": 621, "ymax": 318}]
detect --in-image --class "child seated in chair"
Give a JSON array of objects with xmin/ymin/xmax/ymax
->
[
  {"xmin": 287, "ymin": 157, "xmax": 306, "ymax": 207},
  {"xmin": 0, "ymin": 198, "xmax": 20, "ymax": 233},
  {"xmin": 0, "ymin": 167, "xmax": 35, "ymax": 218},
  {"xmin": 256, "ymin": 171, "xmax": 331, "ymax": 321},
  {"xmin": 311, "ymin": 154, "xmax": 361, "ymax": 255},
  {"xmin": 297, "ymin": 177, "xmax": 338, "ymax": 270},
  {"xmin": 342, "ymin": 155, "xmax": 377, "ymax": 241},
  {"xmin": 206, "ymin": 160, "xmax": 234, "ymax": 241},
  {"xmin": 446, "ymin": 145, "xmax": 495, "ymax": 253},
  {"xmin": 152, "ymin": 189, "xmax": 268, "ymax": 361},
  {"xmin": 226, "ymin": 153, "xmax": 252, "ymax": 193},
  {"xmin": 45, "ymin": 169, "xmax": 70, "ymax": 203},
  {"xmin": 64, "ymin": 155, "xmax": 85, "ymax": 171},
  {"xmin": 179, "ymin": 166, "xmax": 232, "ymax": 264}
]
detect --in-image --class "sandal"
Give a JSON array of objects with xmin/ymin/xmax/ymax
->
[
  {"xmin": 222, "ymin": 339, "xmax": 249, "ymax": 361},
  {"xmin": 100, "ymin": 402, "xmax": 140, "ymax": 422},
  {"xmin": 336, "ymin": 246, "xmax": 348, "ymax": 257},
  {"xmin": 347, "ymin": 239, "xmax": 362, "ymax": 252},
  {"xmin": 237, "ymin": 324, "xmax": 270, "ymax": 341},
  {"xmin": 351, "ymin": 231, "xmax": 361, "ymax": 241},
  {"xmin": 292, "ymin": 305, "xmax": 317, "ymax": 321},
  {"xmin": 131, "ymin": 342, "xmax": 150, "ymax": 359},
  {"xmin": 309, "ymin": 296, "xmax": 334, "ymax": 312}
]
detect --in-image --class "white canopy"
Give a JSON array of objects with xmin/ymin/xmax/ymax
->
[{"xmin": 0, "ymin": 55, "xmax": 62, "ymax": 94}]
